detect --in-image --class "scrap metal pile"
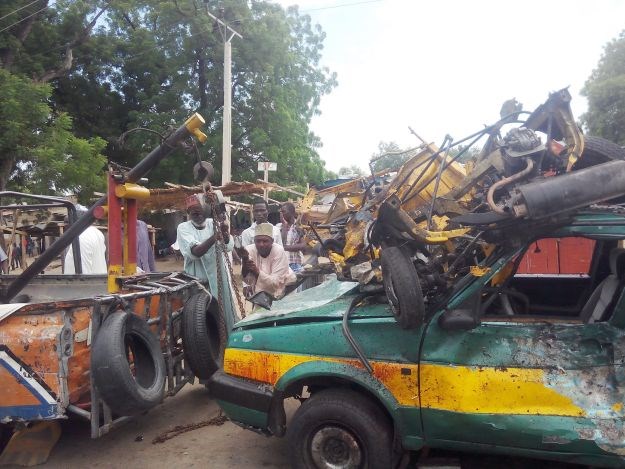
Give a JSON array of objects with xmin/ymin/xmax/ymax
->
[{"xmin": 301, "ymin": 89, "xmax": 625, "ymax": 327}]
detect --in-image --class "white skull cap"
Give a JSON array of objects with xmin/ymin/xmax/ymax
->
[{"xmin": 254, "ymin": 222, "xmax": 274, "ymax": 239}]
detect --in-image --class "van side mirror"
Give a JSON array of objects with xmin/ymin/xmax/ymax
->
[
  {"xmin": 248, "ymin": 291, "xmax": 274, "ymax": 310},
  {"xmin": 438, "ymin": 308, "xmax": 480, "ymax": 331}
]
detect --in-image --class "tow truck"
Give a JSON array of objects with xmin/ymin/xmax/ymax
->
[{"xmin": 0, "ymin": 114, "xmax": 232, "ymax": 465}]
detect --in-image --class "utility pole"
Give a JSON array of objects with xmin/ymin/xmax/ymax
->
[
  {"xmin": 206, "ymin": 9, "xmax": 242, "ymax": 186},
  {"xmin": 263, "ymin": 165, "xmax": 269, "ymax": 201}
]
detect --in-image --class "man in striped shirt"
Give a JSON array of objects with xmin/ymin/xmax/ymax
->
[{"xmin": 279, "ymin": 202, "xmax": 307, "ymax": 273}]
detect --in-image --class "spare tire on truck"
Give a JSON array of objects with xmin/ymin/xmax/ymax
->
[
  {"xmin": 91, "ymin": 311, "xmax": 166, "ymax": 416},
  {"xmin": 181, "ymin": 292, "xmax": 227, "ymax": 379}
]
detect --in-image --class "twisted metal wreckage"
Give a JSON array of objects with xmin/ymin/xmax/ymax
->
[{"xmin": 300, "ymin": 88, "xmax": 625, "ymax": 328}]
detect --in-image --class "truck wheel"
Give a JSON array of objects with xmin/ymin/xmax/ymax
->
[
  {"xmin": 288, "ymin": 389, "xmax": 393, "ymax": 469},
  {"xmin": 380, "ymin": 246, "xmax": 425, "ymax": 329},
  {"xmin": 181, "ymin": 292, "xmax": 226, "ymax": 379},
  {"xmin": 573, "ymin": 135, "xmax": 625, "ymax": 170},
  {"xmin": 91, "ymin": 311, "xmax": 166, "ymax": 416}
]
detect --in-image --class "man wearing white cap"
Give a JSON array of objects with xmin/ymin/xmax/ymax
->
[{"xmin": 242, "ymin": 222, "xmax": 296, "ymax": 300}]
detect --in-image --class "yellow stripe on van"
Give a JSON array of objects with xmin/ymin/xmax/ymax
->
[
  {"xmin": 223, "ymin": 349, "xmax": 585, "ymax": 417},
  {"xmin": 420, "ymin": 363, "xmax": 585, "ymax": 416}
]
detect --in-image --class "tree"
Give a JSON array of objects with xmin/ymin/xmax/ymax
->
[
  {"xmin": 369, "ymin": 141, "xmax": 412, "ymax": 172},
  {"xmin": 448, "ymin": 144, "xmax": 480, "ymax": 164},
  {"xmin": 26, "ymin": 113, "xmax": 107, "ymax": 198},
  {"xmin": 52, "ymin": 0, "xmax": 337, "ymax": 188},
  {"xmin": 338, "ymin": 165, "xmax": 365, "ymax": 178},
  {"xmin": 0, "ymin": 69, "xmax": 106, "ymax": 201},
  {"xmin": 0, "ymin": 0, "xmax": 336, "ymax": 196},
  {"xmin": 0, "ymin": 1, "xmax": 109, "ymax": 199},
  {"xmin": 582, "ymin": 30, "xmax": 625, "ymax": 145}
]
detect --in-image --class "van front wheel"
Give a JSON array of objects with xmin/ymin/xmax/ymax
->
[{"xmin": 287, "ymin": 389, "xmax": 393, "ymax": 469}]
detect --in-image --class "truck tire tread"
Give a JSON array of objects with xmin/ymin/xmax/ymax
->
[
  {"xmin": 91, "ymin": 311, "xmax": 166, "ymax": 416},
  {"xmin": 181, "ymin": 292, "xmax": 225, "ymax": 379}
]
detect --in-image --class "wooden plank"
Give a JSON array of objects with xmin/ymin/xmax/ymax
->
[
  {"xmin": 0, "ymin": 226, "xmax": 27, "ymax": 236},
  {"xmin": 256, "ymin": 179, "xmax": 306, "ymax": 197}
]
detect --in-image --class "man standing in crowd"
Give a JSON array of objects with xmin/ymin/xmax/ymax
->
[
  {"xmin": 26, "ymin": 237, "xmax": 34, "ymax": 257},
  {"xmin": 136, "ymin": 219, "xmax": 156, "ymax": 273},
  {"xmin": 0, "ymin": 245, "xmax": 8, "ymax": 274},
  {"xmin": 242, "ymin": 222, "xmax": 296, "ymax": 300},
  {"xmin": 240, "ymin": 199, "xmax": 282, "ymax": 247},
  {"xmin": 64, "ymin": 225, "xmax": 107, "ymax": 274},
  {"xmin": 279, "ymin": 202, "xmax": 307, "ymax": 273},
  {"xmin": 176, "ymin": 194, "xmax": 235, "ymax": 310},
  {"xmin": 10, "ymin": 242, "xmax": 22, "ymax": 271}
]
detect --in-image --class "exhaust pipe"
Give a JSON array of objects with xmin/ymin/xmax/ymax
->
[{"xmin": 511, "ymin": 160, "xmax": 625, "ymax": 219}]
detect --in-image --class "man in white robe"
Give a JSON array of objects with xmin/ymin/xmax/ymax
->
[
  {"xmin": 64, "ymin": 225, "xmax": 107, "ymax": 274},
  {"xmin": 177, "ymin": 194, "xmax": 237, "ymax": 320},
  {"xmin": 177, "ymin": 194, "xmax": 233, "ymax": 286},
  {"xmin": 243, "ymin": 223, "xmax": 296, "ymax": 300}
]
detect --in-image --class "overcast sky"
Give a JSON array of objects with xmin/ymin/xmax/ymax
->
[{"xmin": 273, "ymin": 0, "xmax": 625, "ymax": 174}]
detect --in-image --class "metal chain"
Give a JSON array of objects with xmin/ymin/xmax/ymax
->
[
  {"xmin": 212, "ymin": 235, "xmax": 229, "ymax": 348},
  {"xmin": 206, "ymin": 190, "xmax": 247, "ymax": 319},
  {"xmin": 220, "ymin": 238, "xmax": 247, "ymax": 318},
  {"xmin": 191, "ymin": 144, "xmax": 247, "ymax": 319}
]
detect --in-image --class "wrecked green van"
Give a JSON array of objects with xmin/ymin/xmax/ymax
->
[{"xmin": 210, "ymin": 211, "xmax": 625, "ymax": 468}]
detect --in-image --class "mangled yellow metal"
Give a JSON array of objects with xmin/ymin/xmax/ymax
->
[{"xmin": 298, "ymin": 88, "xmax": 589, "ymax": 289}]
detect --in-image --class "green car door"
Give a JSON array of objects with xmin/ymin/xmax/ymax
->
[{"xmin": 420, "ymin": 231, "xmax": 625, "ymax": 467}]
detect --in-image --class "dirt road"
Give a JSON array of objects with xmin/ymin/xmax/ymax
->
[{"xmin": 45, "ymin": 384, "xmax": 291, "ymax": 468}]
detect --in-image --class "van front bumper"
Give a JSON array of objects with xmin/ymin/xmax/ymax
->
[{"xmin": 208, "ymin": 370, "xmax": 276, "ymax": 432}]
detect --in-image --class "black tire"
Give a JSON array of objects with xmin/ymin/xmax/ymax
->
[
  {"xmin": 573, "ymin": 135, "xmax": 625, "ymax": 170},
  {"xmin": 91, "ymin": 311, "xmax": 166, "ymax": 416},
  {"xmin": 181, "ymin": 292, "xmax": 226, "ymax": 379},
  {"xmin": 287, "ymin": 388, "xmax": 394, "ymax": 469},
  {"xmin": 380, "ymin": 246, "xmax": 425, "ymax": 329}
]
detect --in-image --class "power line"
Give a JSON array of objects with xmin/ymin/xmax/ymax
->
[
  {"xmin": 0, "ymin": 0, "xmax": 41, "ymax": 22},
  {"xmin": 0, "ymin": 3, "xmax": 50, "ymax": 34},
  {"xmin": 301, "ymin": 0, "xmax": 383, "ymax": 13}
]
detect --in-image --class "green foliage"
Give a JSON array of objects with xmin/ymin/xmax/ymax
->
[
  {"xmin": 582, "ymin": 30, "xmax": 625, "ymax": 145},
  {"xmin": 0, "ymin": 69, "xmax": 106, "ymax": 201},
  {"xmin": 57, "ymin": 0, "xmax": 336, "ymax": 188},
  {"xmin": 369, "ymin": 141, "xmax": 411, "ymax": 172},
  {"xmin": 29, "ymin": 113, "xmax": 107, "ymax": 202},
  {"xmin": 0, "ymin": 70, "xmax": 51, "ymax": 186},
  {"xmin": 338, "ymin": 165, "xmax": 366, "ymax": 178},
  {"xmin": 448, "ymin": 144, "xmax": 480, "ymax": 164},
  {"xmin": 1, "ymin": 0, "xmax": 336, "ymax": 196}
]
